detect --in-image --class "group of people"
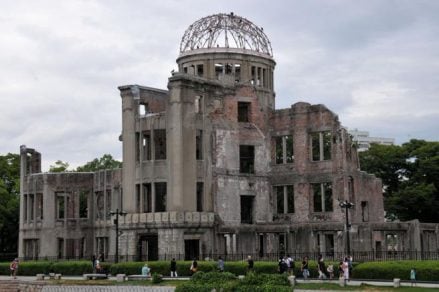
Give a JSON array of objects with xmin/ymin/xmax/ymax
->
[
  {"xmin": 277, "ymin": 255, "xmax": 294, "ymax": 274},
  {"xmin": 299, "ymin": 255, "xmax": 353, "ymax": 280}
]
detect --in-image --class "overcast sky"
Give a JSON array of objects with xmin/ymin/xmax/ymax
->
[{"xmin": 1, "ymin": 0, "xmax": 438, "ymax": 171}]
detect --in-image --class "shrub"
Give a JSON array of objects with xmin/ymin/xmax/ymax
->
[
  {"xmin": 354, "ymin": 260, "xmax": 439, "ymax": 281},
  {"xmin": 51, "ymin": 261, "xmax": 93, "ymax": 275},
  {"xmin": 152, "ymin": 272, "xmax": 163, "ymax": 283},
  {"xmin": 192, "ymin": 271, "xmax": 237, "ymax": 284}
]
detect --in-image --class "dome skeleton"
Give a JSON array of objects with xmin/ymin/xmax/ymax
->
[{"xmin": 180, "ymin": 13, "xmax": 273, "ymax": 56}]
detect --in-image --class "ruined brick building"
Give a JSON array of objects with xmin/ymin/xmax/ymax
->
[{"xmin": 19, "ymin": 13, "xmax": 438, "ymax": 261}]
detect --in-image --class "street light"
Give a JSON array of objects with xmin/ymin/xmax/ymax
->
[
  {"xmin": 339, "ymin": 200, "xmax": 354, "ymax": 256},
  {"xmin": 110, "ymin": 208, "xmax": 127, "ymax": 263}
]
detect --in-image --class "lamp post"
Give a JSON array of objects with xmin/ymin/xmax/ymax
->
[
  {"xmin": 110, "ymin": 208, "xmax": 127, "ymax": 263},
  {"xmin": 339, "ymin": 200, "xmax": 354, "ymax": 256}
]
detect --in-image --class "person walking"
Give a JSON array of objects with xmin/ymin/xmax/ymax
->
[
  {"xmin": 317, "ymin": 254, "xmax": 327, "ymax": 279},
  {"xmin": 301, "ymin": 256, "xmax": 309, "ymax": 280},
  {"xmin": 410, "ymin": 268, "xmax": 416, "ymax": 287},
  {"xmin": 190, "ymin": 258, "xmax": 198, "ymax": 275},
  {"xmin": 342, "ymin": 257, "xmax": 350, "ymax": 281},
  {"xmin": 286, "ymin": 254, "xmax": 294, "ymax": 275},
  {"xmin": 10, "ymin": 258, "xmax": 19, "ymax": 279},
  {"xmin": 170, "ymin": 258, "xmax": 178, "ymax": 277},
  {"xmin": 91, "ymin": 254, "xmax": 97, "ymax": 273},
  {"xmin": 217, "ymin": 256, "xmax": 224, "ymax": 272},
  {"xmin": 247, "ymin": 255, "xmax": 254, "ymax": 273}
]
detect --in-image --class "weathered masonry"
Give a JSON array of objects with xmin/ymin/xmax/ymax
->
[{"xmin": 19, "ymin": 13, "xmax": 438, "ymax": 261}]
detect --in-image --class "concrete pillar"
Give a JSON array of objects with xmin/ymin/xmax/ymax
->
[
  {"xmin": 120, "ymin": 86, "xmax": 137, "ymax": 213},
  {"xmin": 167, "ymin": 80, "xmax": 197, "ymax": 211},
  {"xmin": 232, "ymin": 234, "xmax": 237, "ymax": 253},
  {"xmin": 394, "ymin": 278, "xmax": 400, "ymax": 288}
]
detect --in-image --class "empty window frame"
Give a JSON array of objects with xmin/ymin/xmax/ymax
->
[
  {"xmin": 154, "ymin": 129, "xmax": 167, "ymax": 160},
  {"xmin": 240, "ymin": 195, "xmax": 254, "ymax": 224},
  {"xmin": 142, "ymin": 131, "xmax": 151, "ymax": 160},
  {"xmin": 96, "ymin": 237, "xmax": 109, "ymax": 258},
  {"xmin": 312, "ymin": 182, "xmax": 333, "ymax": 212},
  {"xmin": 234, "ymin": 64, "xmax": 241, "ymax": 82},
  {"xmin": 155, "ymin": 182, "xmax": 167, "ymax": 212},
  {"xmin": 239, "ymin": 145, "xmax": 255, "ymax": 174},
  {"xmin": 251, "ymin": 66, "xmax": 256, "ymax": 85},
  {"xmin": 225, "ymin": 63, "xmax": 233, "ymax": 74},
  {"xmin": 95, "ymin": 191, "xmax": 104, "ymax": 219},
  {"xmin": 79, "ymin": 191, "xmax": 88, "ymax": 218},
  {"xmin": 215, "ymin": 63, "xmax": 224, "ymax": 78},
  {"xmin": 361, "ymin": 201, "xmax": 369, "ymax": 222},
  {"xmin": 139, "ymin": 103, "xmax": 148, "ymax": 116},
  {"xmin": 57, "ymin": 238, "xmax": 64, "ymax": 259},
  {"xmin": 238, "ymin": 102, "xmax": 251, "ymax": 122},
  {"xmin": 56, "ymin": 193, "xmax": 65, "ymax": 219},
  {"xmin": 29, "ymin": 194, "xmax": 34, "ymax": 220},
  {"xmin": 275, "ymin": 185, "xmax": 294, "ymax": 214},
  {"xmin": 275, "ymin": 135, "xmax": 294, "ymax": 164},
  {"xmin": 143, "ymin": 183, "xmax": 152, "ymax": 213},
  {"xmin": 196, "ymin": 64, "xmax": 204, "ymax": 77},
  {"xmin": 196, "ymin": 130, "xmax": 203, "ymax": 160},
  {"xmin": 23, "ymin": 195, "xmax": 28, "ymax": 221},
  {"xmin": 106, "ymin": 190, "xmax": 111, "ymax": 220},
  {"xmin": 311, "ymin": 131, "xmax": 332, "ymax": 161},
  {"xmin": 36, "ymin": 193, "xmax": 43, "ymax": 220},
  {"xmin": 196, "ymin": 182, "xmax": 204, "ymax": 212}
]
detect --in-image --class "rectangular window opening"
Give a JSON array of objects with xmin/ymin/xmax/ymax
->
[
  {"xmin": 215, "ymin": 63, "xmax": 224, "ymax": 79},
  {"xmin": 234, "ymin": 64, "xmax": 241, "ymax": 82},
  {"xmin": 196, "ymin": 64, "xmax": 204, "ymax": 76},
  {"xmin": 240, "ymin": 195, "xmax": 254, "ymax": 224},
  {"xmin": 142, "ymin": 131, "xmax": 151, "ymax": 160},
  {"xmin": 79, "ymin": 191, "xmax": 88, "ymax": 218},
  {"xmin": 196, "ymin": 182, "xmax": 204, "ymax": 212},
  {"xmin": 238, "ymin": 102, "xmax": 251, "ymax": 122},
  {"xmin": 155, "ymin": 182, "xmax": 167, "ymax": 212},
  {"xmin": 154, "ymin": 129, "xmax": 167, "ymax": 160},
  {"xmin": 196, "ymin": 129, "xmax": 203, "ymax": 160},
  {"xmin": 56, "ymin": 194, "xmax": 65, "ymax": 219},
  {"xmin": 143, "ymin": 183, "xmax": 152, "ymax": 213},
  {"xmin": 239, "ymin": 145, "xmax": 255, "ymax": 174}
]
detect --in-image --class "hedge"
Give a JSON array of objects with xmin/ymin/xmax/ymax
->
[
  {"xmin": 175, "ymin": 272, "xmax": 291, "ymax": 292},
  {"xmin": 353, "ymin": 260, "xmax": 439, "ymax": 281}
]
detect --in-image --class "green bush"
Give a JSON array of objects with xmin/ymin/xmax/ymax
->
[
  {"xmin": 354, "ymin": 260, "xmax": 439, "ymax": 281},
  {"xmin": 152, "ymin": 272, "xmax": 163, "ymax": 283},
  {"xmin": 51, "ymin": 261, "xmax": 93, "ymax": 275},
  {"xmin": 192, "ymin": 271, "xmax": 237, "ymax": 283},
  {"xmin": 240, "ymin": 272, "xmax": 289, "ymax": 286},
  {"xmin": 15, "ymin": 261, "xmax": 52, "ymax": 276}
]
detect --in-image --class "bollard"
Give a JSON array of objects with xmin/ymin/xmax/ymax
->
[
  {"xmin": 339, "ymin": 277, "xmax": 345, "ymax": 287},
  {"xmin": 288, "ymin": 275, "xmax": 296, "ymax": 287},
  {"xmin": 116, "ymin": 274, "xmax": 126, "ymax": 282},
  {"xmin": 36, "ymin": 274, "xmax": 45, "ymax": 280},
  {"xmin": 54, "ymin": 274, "xmax": 62, "ymax": 280},
  {"xmin": 394, "ymin": 278, "xmax": 400, "ymax": 288}
]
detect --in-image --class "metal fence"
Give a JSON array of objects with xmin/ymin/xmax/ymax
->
[{"xmin": 8, "ymin": 250, "xmax": 439, "ymax": 263}]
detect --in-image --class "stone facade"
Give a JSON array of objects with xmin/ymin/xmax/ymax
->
[{"xmin": 19, "ymin": 13, "xmax": 438, "ymax": 261}]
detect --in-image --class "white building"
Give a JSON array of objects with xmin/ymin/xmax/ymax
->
[{"xmin": 348, "ymin": 129, "xmax": 395, "ymax": 151}]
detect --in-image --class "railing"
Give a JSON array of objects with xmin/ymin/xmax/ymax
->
[{"xmin": 12, "ymin": 250, "xmax": 439, "ymax": 263}]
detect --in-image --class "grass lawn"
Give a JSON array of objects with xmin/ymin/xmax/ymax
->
[
  {"xmin": 297, "ymin": 283, "xmax": 437, "ymax": 291},
  {"xmin": 47, "ymin": 279, "xmax": 186, "ymax": 287}
]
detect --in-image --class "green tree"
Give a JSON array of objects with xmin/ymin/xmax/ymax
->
[
  {"xmin": 76, "ymin": 154, "xmax": 122, "ymax": 172},
  {"xmin": 360, "ymin": 139, "xmax": 439, "ymax": 222},
  {"xmin": 0, "ymin": 153, "xmax": 20, "ymax": 253},
  {"xmin": 49, "ymin": 160, "xmax": 70, "ymax": 172}
]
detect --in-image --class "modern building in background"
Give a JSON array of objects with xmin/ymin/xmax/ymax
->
[
  {"xmin": 19, "ymin": 13, "xmax": 438, "ymax": 261},
  {"xmin": 348, "ymin": 129, "xmax": 395, "ymax": 151}
]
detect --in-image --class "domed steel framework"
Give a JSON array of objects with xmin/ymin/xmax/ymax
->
[{"xmin": 180, "ymin": 13, "xmax": 273, "ymax": 56}]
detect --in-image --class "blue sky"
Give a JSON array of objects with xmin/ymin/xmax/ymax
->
[{"xmin": 1, "ymin": 0, "xmax": 438, "ymax": 170}]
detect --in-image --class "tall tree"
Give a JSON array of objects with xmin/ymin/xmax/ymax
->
[
  {"xmin": 49, "ymin": 160, "xmax": 70, "ymax": 172},
  {"xmin": 360, "ymin": 139, "xmax": 439, "ymax": 222},
  {"xmin": 0, "ymin": 153, "xmax": 20, "ymax": 253},
  {"xmin": 76, "ymin": 154, "xmax": 122, "ymax": 172}
]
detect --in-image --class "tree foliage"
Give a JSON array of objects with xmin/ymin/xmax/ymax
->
[
  {"xmin": 49, "ymin": 160, "xmax": 70, "ymax": 172},
  {"xmin": 0, "ymin": 153, "xmax": 20, "ymax": 253},
  {"xmin": 360, "ymin": 139, "xmax": 439, "ymax": 222},
  {"xmin": 76, "ymin": 154, "xmax": 122, "ymax": 172}
]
